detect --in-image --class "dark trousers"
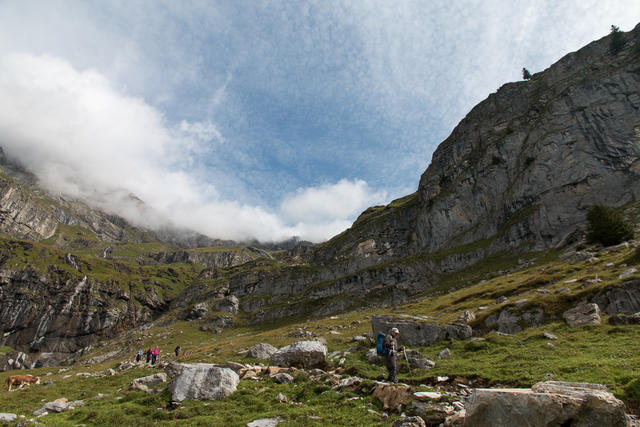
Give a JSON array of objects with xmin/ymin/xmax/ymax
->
[{"xmin": 386, "ymin": 352, "xmax": 398, "ymax": 382}]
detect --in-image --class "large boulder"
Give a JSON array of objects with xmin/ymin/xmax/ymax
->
[
  {"xmin": 269, "ymin": 340, "xmax": 327, "ymax": 369},
  {"xmin": 372, "ymin": 315, "xmax": 471, "ymax": 346},
  {"xmin": 563, "ymin": 303, "xmax": 601, "ymax": 327},
  {"xmin": 464, "ymin": 381, "xmax": 628, "ymax": 427},
  {"xmin": 247, "ymin": 343, "xmax": 278, "ymax": 359},
  {"xmin": 372, "ymin": 383, "xmax": 412, "ymax": 412},
  {"xmin": 165, "ymin": 363, "xmax": 239, "ymax": 402}
]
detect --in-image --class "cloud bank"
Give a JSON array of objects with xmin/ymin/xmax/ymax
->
[{"xmin": 0, "ymin": 53, "xmax": 387, "ymax": 242}]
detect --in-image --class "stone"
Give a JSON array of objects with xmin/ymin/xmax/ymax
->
[
  {"xmin": 619, "ymin": 268, "xmax": 638, "ymax": 280},
  {"xmin": 165, "ymin": 363, "xmax": 239, "ymax": 402},
  {"xmin": 271, "ymin": 372, "xmax": 294, "ymax": 384},
  {"xmin": 404, "ymin": 350, "xmax": 435, "ymax": 369},
  {"xmin": 351, "ymin": 335, "xmax": 368, "ymax": 342},
  {"xmin": 414, "ymin": 391, "xmax": 442, "ymax": 400},
  {"xmin": 372, "ymin": 315, "xmax": 471, "ymax": 347},
  {"xmin": 269, "ymin": 340, "xmax": 327, "ymax": 369},
  {"xmin": 372, "ymin": 383, "xmax": 412, "ymax": 412},
  {"xmin": 276, "ymin": 393, "xmax": 287, "ymax": 403},
  {"xmin": 484, "ymin": 307, "xmax": 544, "ymax": 334},
  {"xmin": 542, "ymin": 332, "xmax": 558, "ymax": 340},
  {"xmin": 608, "ymin": 313, "xmax": 640, "ymax": 325},
  {"xmin": 0, "ymin": 414, "xmax": 17, "ymax": 422},
  {"xmin": 496, "ymin": 296, "xmax": 508, "ymax": 304},
  {"xmin": 247, "ymin": 343, "xmax": 278, "ymax": 360},
  {"xmin": 132, "ymin": 373, "xmax": 167, "ymax": 388},
  {"xmin": 463, "ymin": 381, "xmax": 628, "ymax": 427},
  {"xmin": 406, "ymin": 400, "xmax": 455, "ymax": 425},
  {"xmin": 438, "ymin": 348, "xmax": 451, "ymax": 359},
  {"xmin": 563, "ymin": 303, "xmax": 601, "ymax": 327},
  {"xmin": 247, "ymin": 418, "xmax": 282, "ymax": 427},
  {"xmin": 366, "ymin": 348, "xmax": 384, "ymax": 364},
  {"xmin": 392, "ymin": 415, "xmax": 426, "ymax": 427},
  {"xmin": 457, "ymin": 311, "xmax": 476, "ymax": 323}
]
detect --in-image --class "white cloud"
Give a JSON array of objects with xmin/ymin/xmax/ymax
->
[
  {"xmin": 0, "ymin": 53, "xmax": 385, "ymax": 242},
  {"xmin": 280, "ymin": 179, "xmax": 387, "ymax": 224}
]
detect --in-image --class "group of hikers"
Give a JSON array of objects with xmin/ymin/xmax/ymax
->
[
  {"xmin": 132, "ymin": 327, "xmax": 403, "ymax": 382},
  {"xmin": 135, "ymin": 345, "xmax": 185, "ymax": 365}
]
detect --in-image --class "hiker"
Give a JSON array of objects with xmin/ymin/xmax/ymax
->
[
  {"xmin": 384, "ymin": 327, "xmax": 405, "ymax": 383},
  {"xmin": 174, "ymin": 345, "xmax": 181, "ymax": 357},
  {"xmin": 136, "ymin": 348, "xmax": 143, "ymax": 363},
  {"xmin": 145, "ymin": 348, "xmax": 151, "ymax": 363},
  {"xmin": 151, "ymin": 346, "xmax": 159, "ymax": 365}
]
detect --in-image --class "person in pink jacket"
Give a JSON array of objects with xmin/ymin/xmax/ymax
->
[{"xmin": 151, "ymin": 346, "xmax": 159, "ymax": 365}]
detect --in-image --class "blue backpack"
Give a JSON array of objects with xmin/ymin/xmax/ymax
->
[{"xmin": 376, "ymin": 332, "xmax": 388, "ymax": 355}]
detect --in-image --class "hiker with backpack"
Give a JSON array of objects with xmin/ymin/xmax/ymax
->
[{"xmin": 376, "ymin": 327, "xmax": 405, "ymax": 383}]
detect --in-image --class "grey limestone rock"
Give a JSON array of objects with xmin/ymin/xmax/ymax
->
[
  {"xmin": 216, "ymin": 295, "xmax": 240, "ymax": 314},
  {"xmin": 246, "ymin": 343, "xmax": 278, "ymax": 359},
  {"xmin": 271, "ymin": 372, "xmax": 294, "ymax": 384},
  {"xmin": 563, "ymin": 303, "xmax": 601, "ymax": 327},
  {"xmin": 0, "ymin": 413, "xmax": 17, "ymax": 422},
  {"xmin": 464, "ymin": 381, "xmax": 628, "ymax": 427},
  {"xmin": 166, "ymin": 363, "xmax": 239, "ymax": 402},
  {"xmin": 269, "ymin": 340, "xmax": 327, "ymax": 369},
  {"xmin": 393, "ymin": 415, "xmax": 426, "ymax": 427}
]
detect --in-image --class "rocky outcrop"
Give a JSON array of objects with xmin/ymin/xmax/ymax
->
[
  {"xmin": 0, "ymin": 173, "xmax": 58, "ymax": 240},
  {"xmin": 166, "ymin": 363, "xmax": 239, "ymax": 403},
  {"xmin": 464, "ymin": 381, "xmax": 629, "ymax": 427},
  {"xmin": 563, "ymin": 303, "xmax": 601, "ymax": 327},
  {"xmin": 484, "ymin": 306, "xmax": 545, "ymax": 334},
  {"xmin": 149, "ymin": 249, "xmax": 262, "ymax": 268},
  {"xmin": 372, "ymin": 315, "xmax": 472, "ymax": 346},
  {"xmin": 269, "ymin": 340, "xmax": 327, "ymax": 369}
]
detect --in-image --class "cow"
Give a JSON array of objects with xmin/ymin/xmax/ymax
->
[{"xmin": 7, "ymin": 374, "xmax": 40, "ymax": 391}]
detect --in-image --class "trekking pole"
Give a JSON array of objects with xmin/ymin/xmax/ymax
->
[{"xmin": 403, "ymin": 348, "xmax": 413, "ymax": 375}]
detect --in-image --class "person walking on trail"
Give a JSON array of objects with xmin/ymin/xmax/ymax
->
[
  {"xmin": 145, "ymin": 348, "xmax": 151, "ymax": 363},
  {"xmin": 174, "ymin": 345, "xmax": 181, "ymax": 358},
  {"xmin": 151, "ymin": 346, "xmax": 159, "ymax": 365},
  {"xmin": 384, "ymin": 327, "xmax": 405, "ymax": 383},
  {"xmin": 136, "ymin": 349, "xmax": 143, "ymax": 363}
]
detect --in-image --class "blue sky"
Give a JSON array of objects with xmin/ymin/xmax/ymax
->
[{"xmin": 0, "ymin": 1, "xmax": 639, "ymax": 242}]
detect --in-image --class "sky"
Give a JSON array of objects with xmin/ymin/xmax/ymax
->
[{"xmin": 0, "ymin": 1, "xmax": 639, "ymax": 243}]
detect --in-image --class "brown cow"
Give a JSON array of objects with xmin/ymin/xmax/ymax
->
[{"xmin": 7, "ymin": 374, "xmax": 40, "ymax": 391}]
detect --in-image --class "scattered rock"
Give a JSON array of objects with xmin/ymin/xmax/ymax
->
[
  {"xmin": 619, "ymin": 268, "xmax": 638, "ymax": 280},
  {"xmin": 414, "ymin": 391, "xmax": 442, "ymax": 401},
  {"xmin": 438, "ymin": 348, "xmax": 451, "ymax": 359},
  {"xmin": 372, "ymin": 383, "xmax": 412, "ymax": 412},
  {"xmin": 457, "ymin": 311, "xmax": 476, "ymax": 323},
  {"xmin": 246, "ymin": 418, "xmax": 282, "ymax": 427},
  {"xmin": 247, "ymin": 343, "xmax": 278, "ymax": 360},
  {"xmin": 165, "ymin": 363, "xmax": 239, "ymax": 403},
  {"xmin": 0, "ymin": 414, "xmax": 17, "ymax": 422},
  {"xmin": 286, "ymin": 328, "xmax": 317, "ymax": 338},
  {"xmin": 276, "ymin": 393, "xmax": 287, "ymax": 403},
  {"xmin": 464, "ymin": 381, "xmax": 628, "ymax": 427},
  {"xmin": 271, "ymin": 372, "xmax": 294, "ymax": 384},
  {"xmin": 543, "ymin": 332, "xmax": 558, "ymax": 340},
  {"xmin": 496, "ymin": 296, "xmax": 508, "ymax": 304},
  {"xmin": 406, "ymin": 400, "xmax": 456, "ymax": 425},
  {"xmin": 563, "ymin": 303, "xmax": 601, "ymax": 327},
  {"xmin": 366, "ymin": 348, "xmax": 384, "ymax": 364},
  {"xmin": 132, "ymin": 373, "xmax": 167, "ymax": 388},
  {"xmin": 270, "ymin": 340, "xmax": 327, "ymax": 369},
  {"xmin": 404, "ymin": 350, "xmax": 435, "ymax": 369},
  {"xmin": 181, "ymin": 302, "xmax": 209, "ymax": 320},
  {"xmin": 608, "ymin": 313, "xmax": 640, "ymax": 325},
  {"xmin": 372, "ymin": 315, "xmax": 471, "ymax": 347},
  {"xmin": 393, "ymin": 415, "xmax": 426, "ymax": 427},
  {"xmin": 352, "ymin": 335, "xmax": 368, "ymax": 343}
]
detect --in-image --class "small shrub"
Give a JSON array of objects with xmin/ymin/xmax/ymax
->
[{"xmin": 586, "ymin": 205, "xmax": 634, "ymax": 246}]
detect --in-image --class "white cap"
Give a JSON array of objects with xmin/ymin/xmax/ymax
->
[{"xmin": 390, "ymin": 327, "xmax": 399, "ymax": 334}]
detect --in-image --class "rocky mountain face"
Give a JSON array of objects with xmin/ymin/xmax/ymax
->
[{"xmin": 1, "ymin": 25, "xmax": 640, "ymax": 365}]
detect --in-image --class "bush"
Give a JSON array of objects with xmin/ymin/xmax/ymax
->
[{"xmin": 586, "ymin": 205, "xmax": 634, "ymax": 246}]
